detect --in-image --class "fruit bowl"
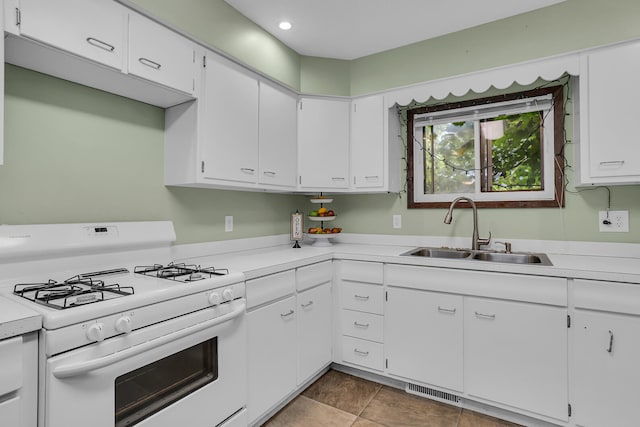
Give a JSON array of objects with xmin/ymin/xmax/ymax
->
[
  {"xmin": 308, "ymin": 215, "xmax": 336, "ymax": 222},
  {"xmin": 310, "ymin": 198, "xmax": 333, "ymax": 203}
]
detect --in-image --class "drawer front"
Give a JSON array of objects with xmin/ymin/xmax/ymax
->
[
  {"xmin": 296, "ymin": 260, "xmax": 332, "ymax": 292},
  {"xmin": 574, "ymin": 279, "xmax": 640, "ymax": 316},
  {"xmin": 341, "ymin": 260, "xmax": 383, "ymax": 284},
  {"xmin": 246, "ymin": 270, "xmax": 295, "ymax": 309},
  {"xmin": 0, "ymin": 336, "xmax": 22, "ymax": 396},
  {"xmin": 341, "ymin": 309, "xmax": 383, "ymax": 342},
  {"xmin": 341, "ymin": 336, "xmax": 384, "ymax": 371},
  {"xmin": 340, "ymin": 282, "xmax": 384, "ymax": 314}
]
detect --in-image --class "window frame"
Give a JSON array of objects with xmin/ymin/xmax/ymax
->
[{"xmin": 406, "ymin": 85, "xmax": 565, "ymax": 209}]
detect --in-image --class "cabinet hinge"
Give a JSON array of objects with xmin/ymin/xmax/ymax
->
[
  {"xmin": 15, "ymin": 8, "xmax": 21, "ymax": 26},
  {"xmin": 567, "ymin": 314, "xmax": 571, "ymax": 328},
  {"xmin": 299, "ymin": 176, "xmax": 302, "ymax": 185},
  {"xmin": 385, "ymin": 358, "xmax": 388, "ymax": 369},
  {"xmin": 353, "ymin": 104, "xmax": 357, "ymax": 113},
  {"xmin": 568, "ymin": 403, "xmax": 572, "ymax": 417},
  {"xmin": 192, "ymin": 50, "xmax": 196, "ymax": 63},
  {"xmin": 299, "ymin": 101, "xmax": 303, "ymax": 110},
  {"xmin": 385, "ymin": 291, "xmax": 388, "ymax": 301},
  {"xmin": 202, "ymin": 55, "xmax": 207, "ymax": 68},
  {"xmin": 201, "ymin": 161, "xmax": 205, "ymax": 173}
]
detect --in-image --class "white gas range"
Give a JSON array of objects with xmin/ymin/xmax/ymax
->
[{"xmin": 0, "ymin": 221, "xmax": 248, "ymax": 427}]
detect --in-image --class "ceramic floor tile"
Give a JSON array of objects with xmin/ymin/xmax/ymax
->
[
  {"xmin": 263, "ymin": 395, "xmax": 357, "ymax": 427},
  {"xmin": 350, "ymin": 417, "xmax": 386, "ymax": 427},
  {"xmin": 302, "ymin": 369, "xmax": 382, "ymax": 416},
  {"xmin": 359, "ymin": 386, "xmax": 461, "ymax": 427},
  {"xmin": 457, "ymin": 409, "xmax": 523, "ymax": 427}
]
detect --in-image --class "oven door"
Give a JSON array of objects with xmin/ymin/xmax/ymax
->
[{"xmin": 43, "ymin": 300, "xmax": 246, "ymax": 427}]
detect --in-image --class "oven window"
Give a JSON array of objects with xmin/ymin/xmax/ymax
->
[{"xmin": 115, "ymin": 337, "xmax": 218, "ymax": 426}]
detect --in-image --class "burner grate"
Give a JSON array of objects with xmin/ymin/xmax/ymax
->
[{"xmin": 134, "ymin": 262, "xmax": 228, "ymax": 282}]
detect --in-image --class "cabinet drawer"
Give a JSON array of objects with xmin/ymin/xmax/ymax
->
[
  {"xmin": 341, "ymin": 260, "xmax": 383, "ymax": 284},
  {"xmin": 0, "ymin": 336, "xmax": 22, "ymax": 396},
  {"xmin": 296, "ymin": 261, "xmax": 332, "ymax": 292},
  {"xmin": 574, "ymin": 279, "xmax": 640, "ymax": 316},
  {"xmin": 341, "ymin": 309, "xmax": 383, "ymax": 342},
  {"xmin": 246, "ymin": 270, "xmax": 295, "ymax": 309},
  {"xmin": 341, "ymin": 336, "xmax": 384, "ymax": 371},
  {"xmin": 340, "ymin": 282, "xmax": 384, "ymax": 314}
]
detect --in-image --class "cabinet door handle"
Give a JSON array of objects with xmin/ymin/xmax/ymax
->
[
  {"xmin": 301, "ymin": 301, "xmax": 314, "ymax": 308},
  {"xmin": 599, "ymin": 160, "xmax": 625, "ymax": 167},
  {"xmin": 86, "ymin": 37, "xmax": 115, "ymax": 52},
  {"xmin": 354, "ymin": 321, "xmax": 370, "ymax": 328},
  {"xmin": 353, "ymin": 348, "xmax": 369, "ymax": 356},
  {"xmin": 474, "ymin": 311, "xmax": 496, "ymax": 320},
  {"xmin": 280, "ymin": 309, "xmax": 294, "ymax": 318},
  {"xmin": 438, "ymin": 306, "xmax": 456, "ymax": 314},
  {"xmin": 263, "ymin": 171, "xmax": 276, "ymax": 176},
  {"xmin": 240, "ymin": 168, "xmax": 255, "ymax": 174},
  {"xmin": 354, "ymin": 294, "xmax": 370, "ymax": 301},
  {"xmin": 331, "ymin": 177, "xmax": 346, "ymax": 181},
  {"xmin": 138, "ymin": 57, "xmax": 162, "ymax": 70},
  {"xmin": 607, "ymin": 330, "xmax": 614, "ymax": 353},
  {"xmin": 364, "ymin": 175, "xmax": 379, "ymax": 180}
]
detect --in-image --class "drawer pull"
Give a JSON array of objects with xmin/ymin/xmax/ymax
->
[
  {"xmin": 364, "ymin": 175, "xmax": 379, "ymax": 180},
  {"xmin": 240, "ymin": 168, "xmax": 255, "ymax": 173},
  {"xmin": 475, "ymin": 311, "xmax": 496, "ymax": 320},
  {"xmin": 607, "ymin": 330, "xmax": 614, "ymax": 353},
  {"xmin": 86, "ymin": 37, "xmax": 115, "ymax": 52},
  {"xmin": 138, "ymin": 57, "xmax": 162, "ymax": 70},
  {"xmin": 354, "ymin": 294, "xmax": 370, "ymax": 301},
  {"xmin": 263, "ymin": 171, "xmax": 276, "ymax": 176},
  {"xmin": 301, "ymin": 301, "xmax": 314, "ymax": 308},
  {"xmin": 599, "ymin": 160, "xmax": 625, "ymax": 167},
  {"xmin": 353, "ymin": 321, "xmax": 370, "ymax": 329},
  {"xmin": 280, "ymin": 309, "xmax": 294, "ymax": 318},
  {"xmin": 438, "ymin": 306, "xmax": 456, "ymax": 314},
  {"xmin": 353, "ymin": 348, "xmax": 369, "ymax": 356}
]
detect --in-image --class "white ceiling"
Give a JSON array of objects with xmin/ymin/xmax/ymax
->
[{"xmin": 224, "ymin": 0, "xmax": 566, "ymax": 60}]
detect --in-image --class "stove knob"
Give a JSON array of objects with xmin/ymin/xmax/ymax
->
[
  {"xmin": 86, "ymin": 323, "xmax": 105, "ymax": 342},
  {"xmin": 208, "ymin": 292, "xmax": 221, "ymax": 306},
  {"xmin": 115, "ymin": 316, "xmax": 133, "ymax": 334},
  {"xmin": 222, "ymin": 288, "xmax": 234, "ymax": 302}
]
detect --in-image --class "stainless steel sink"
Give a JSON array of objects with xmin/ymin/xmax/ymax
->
[
  {"xmin": 471, "ymin": 251, "xmax": 552, "ymax": 266},
  {"xmin": 400, "ymin": 247, "xmax": 552, "ymax": 266},
  {"xmin": 401, "ymin": 247, "xmax": 472, "ymax": 259}
]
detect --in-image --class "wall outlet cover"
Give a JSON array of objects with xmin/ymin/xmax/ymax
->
[
  {"xmin": 225, "ymin": 215, "xmax": 233, "ymax": 232},
  {"xmin": 598, "ymin": 210, "xmax": 629, "ymax": 232},
  {"xmin": 393, "ymin": 214, "xmax": 402, "ymax": 229}
]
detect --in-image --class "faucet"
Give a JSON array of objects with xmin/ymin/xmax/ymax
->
[{"xmin": 443, "ymin": 196, "xmax": 491, "ymax": 250}]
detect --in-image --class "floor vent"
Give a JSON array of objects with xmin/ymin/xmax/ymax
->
[{"xmin": 405, "ymin": 383, "xmax": 462, "ymax": 407}]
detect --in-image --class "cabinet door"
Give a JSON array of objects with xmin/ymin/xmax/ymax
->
[
  {"xmin": 201, "ymin": 54, "xmax": 259, "ymax": 183},
  {"xmin": 258, "ymin": 82, "xmax": 297, "ymax": 187},
  {"xmin": 351, "ymin": 95, "xmax": 384, "ymax": 189},
  {"xmin": 128, "ymin": 12, "xmax": 195, "ymax": 94},
  {"xmin": 247, "ymin": 296, "xmax": 297, "ymax": 423},
  {"xmin": 464, "ymin": 297, "xmax": 568, "ymax": 421},
  {"xmin": 19, "ymin": 0, "xmax": 125, "ymax": 70},
  {"xmin": 386, "ymin": 287, "xmax": 463, "ymax": 392},
  {"xmin": 298, "ymin": 98, "xmax": 350, "ymax": 189},
  {"xmin": 297, "ymin": 283, "xmax": 332, "ymax": 384},
  {"xmin": 573, "ymin": 311, "xmax": 640, "ymax": 427},
  {"xmin": 581, "ymin": 42, "xmax": 640, "ymax": 181}
]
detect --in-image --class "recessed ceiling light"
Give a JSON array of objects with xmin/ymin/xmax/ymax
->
[{"xmin": 278, "ymin": 21, "xmax": 292, "ymax": 30}]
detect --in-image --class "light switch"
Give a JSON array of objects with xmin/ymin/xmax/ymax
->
[{"xmin": 225, "ymin": 216, "xmax": 233, "ymax": 232}]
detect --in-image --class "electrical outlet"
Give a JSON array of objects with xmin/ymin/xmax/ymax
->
[
  {"xmin": 392, "ymin": 214, "xmax": 402, "ymax": 229},
  {"xmin": 225, "ymin": 216, "xmax": 233, "ymax": 232},
  {"xmin": 599, "ymin": 210, "xmax": 629, "ymax": 232}
]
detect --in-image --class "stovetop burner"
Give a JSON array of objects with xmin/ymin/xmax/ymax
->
[
  {"xmin": 13, "ymin": 276, "xmax": 134, "ymax": 310},
  {"xmin": 134, "ymin": 262, "xmax": 229, "ymax": 283}
]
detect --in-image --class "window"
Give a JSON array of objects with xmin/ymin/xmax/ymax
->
[{"xmin": 407, "ymin": 86, "xmax": 565, "ymax": 208}]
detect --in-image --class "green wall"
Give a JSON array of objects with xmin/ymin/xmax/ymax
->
[{"xmin": 2, "ymin": 0, "xmax": 640, "ymax": 244}]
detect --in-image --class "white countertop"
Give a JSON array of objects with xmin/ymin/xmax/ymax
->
[
  {"xmin": 0, "ymin": 296, "xmax": 42, "ymax": 340},
  {"xmin": 174, "ymin": 236, "xmax": 640, "ymax": 285}
]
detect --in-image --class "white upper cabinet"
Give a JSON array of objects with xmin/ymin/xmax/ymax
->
[
  {"xmin": 298, "ymin": 98, "xmax": 350, "ymax": 190},
  {"xmin": 128, "ymin": 12, "xmax": 196, "ymax": 95},
  {"xmin": 578, "ymin": 41, "xmax": 640, "ymax": 185},
  {"xmin": 200, "ymin": 54, "xmax": 259, "ymax": 184},
  {"xmin": 258, "ymin": 81, "xmax": 297, "ymax": 188},
  {"xmin": 18, "ymin": 0, "xmax": 125, "ymax": 70},
  {"xmin": 0, "ymin": 4, "xmax": 4, "ymax": 165},
  {"xmin": 351, "ymin": 95, "xmax": 384, "ymax": 189}
]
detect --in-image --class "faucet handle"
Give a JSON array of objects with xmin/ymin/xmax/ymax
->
[
  {"xmin": 495, "ymin": 241, "xmax": 512, "ymax": 253},
  {"xmin": 477, "ymin": 232, "xmax": 491, "ymax": 249}
]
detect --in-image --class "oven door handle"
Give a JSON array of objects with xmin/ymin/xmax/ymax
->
[{"xmin": 52, "ymin": 300, "xmax": 246, "ymax": 379}]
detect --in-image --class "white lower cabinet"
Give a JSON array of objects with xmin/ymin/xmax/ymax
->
[
  {"xmin": 385, "ymin": 287, "xmax": 463, "ymax": 392},
  {"xmin": 571, "ymin": 279, "xmax": 640, "ymax": 427},
  {"xmin": 464, "ymin": 297, "xmax": 568, "ymax": 421},
  {"xmin": 297, "ymin": 282, "xmax": 332, "ymax": 384},
  {"xmin": 247, "ymin": 295, "xmax": 297, "ymax": 423}
]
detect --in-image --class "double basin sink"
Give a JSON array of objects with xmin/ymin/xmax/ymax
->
[{"xmin": 401, "ymin": 247, "xmax": 552, "ymax": 266}]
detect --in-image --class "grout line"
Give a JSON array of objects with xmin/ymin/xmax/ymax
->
[{"xmin": 355, "ymin": 383, "xmax": 384, "ymax": 418}]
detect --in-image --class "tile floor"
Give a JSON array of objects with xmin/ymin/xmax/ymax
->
[{"xmin": 263, "ymin": 369, "xmax": 523, "ymax": 427}]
